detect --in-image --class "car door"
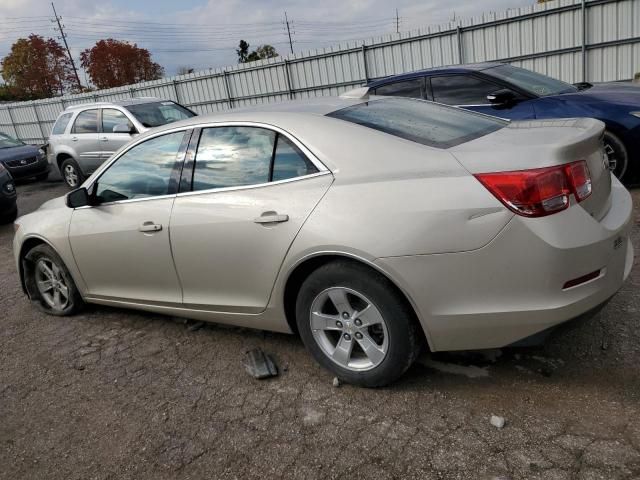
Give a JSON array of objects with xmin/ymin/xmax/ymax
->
[
  {"xmin": 169, "ymin": 125, "xmax": 333, "ymax": 312},
  {"xmin": 100, "ymin": 108, "xmax": 137, "ymax": 161},
  {"xmin": 70, "ymin": 109, "xmax": 103, "ymax": 173},
  {"xmin": 428, "ymin": 74, "xmax": 536, "ymax": 120},
  {"xmin": 69, "ymin": 129, "xmax": 190, "ymax": 304}
]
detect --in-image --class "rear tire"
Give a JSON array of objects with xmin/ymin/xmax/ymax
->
[
  {"xmin": 295, "ymin": 260, "xmax": 421, "ymax": 387},
  {"xmin": 603, "ymin": 131, "xmax": 629, "ymax": 182},
  {"xmin": 23, "ymin": 244, "xmax": 84, "ymax": 316},
  {"xmin": 60, "ymin": 158, "xmax": 84, "ymax": 188}
]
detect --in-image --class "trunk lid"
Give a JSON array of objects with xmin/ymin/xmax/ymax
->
[{"xmin": 450, "ymin": 118, "xmax": 611, "ymax": 220}]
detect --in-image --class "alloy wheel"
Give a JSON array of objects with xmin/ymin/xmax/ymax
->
[
  {"xmin": 604, "ymin": 140, "xmax": 627, "ymax": 180},
  {"xmin": 309, "ymin": 287, "xmax": 389, "ymax": 371},
  {"xmin": 35, "ymin": 257, "xmax": 70, "ymax": 311},
  {"xmin": 64, "ymin": 164, "xmax": 78, "ymax": 187}
]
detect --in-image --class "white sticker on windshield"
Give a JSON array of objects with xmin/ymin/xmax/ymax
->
[{"xmin": 161, "ymin": 102, "xmax": 173, "ymax": 105}]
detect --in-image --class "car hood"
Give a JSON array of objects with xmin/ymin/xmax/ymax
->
[
  {"xmin": 0, "ymin": 144, "xmax": 39, "ymax": 162},
  {"xmin": 38, "ymin": 195, "xmax": 67, "ymax": 211},
  {"xmin": 550, "ymin": 82, "xmax": 640, "ymax": 107}
]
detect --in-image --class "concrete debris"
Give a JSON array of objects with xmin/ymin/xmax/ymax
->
[
  {"xmin": 332, "ymin": 377, "xmax": 341, "ymax": 388},
  {"xmin": 490, "ymin": 415, "xmax": 506, "ymax": 429},
  {"xmin": 243, "ymin": 348, "xmax": 278, "ymax": 379}
]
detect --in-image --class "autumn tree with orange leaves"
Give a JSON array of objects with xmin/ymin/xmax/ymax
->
[
  {"xmin": 80, "ymin": 39, "xmax": 164, "ymax": 89},
  {"xmin": 1, "ymin": 34, "xmax": 77, "ymax": 99}
]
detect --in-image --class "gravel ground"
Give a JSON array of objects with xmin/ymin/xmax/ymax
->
[{"xmin": 1, "ymin": 179, "xmax": 639, "ymax": 480}]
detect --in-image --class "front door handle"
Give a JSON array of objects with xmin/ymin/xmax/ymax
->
[
  {"xmin": 71, "ymin": 136, "xmax": 78, "ymax": 142},
  {"xmin": 138, "ymin": 221, "xmax": 162, "ymax": 233},
  {"xmin": 254, "ymin": 212, "xmax": 289, "ymax": 224},
  {"xmin": 99, "ymin": 136, "xmax": 108, "ymax": 142}
]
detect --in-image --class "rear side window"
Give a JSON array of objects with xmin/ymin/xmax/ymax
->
[
  {"xmin": 272, "ymin": 135, "xmax": 317, "ymax": 181},
  {"xmin": 430, "ymin": 75, "xmax": 499, "ymax": 105},
  {"xmin": 327, "ymin": 98, "xmax": 506, "ymax": 149},
  {"xmin": 375, "ymin": 78, "xmax": 424, "ymax": 99},
  {"xmin": 72, "ymin": 109, "xmax": 99, "ymax": 134},
  {"xmin": 52, "ymin": 113, "xmax": 73, "ymax": 135}
]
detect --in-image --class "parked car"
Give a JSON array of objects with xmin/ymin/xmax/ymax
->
[
  {"xmin": 0, "ymin": 132, "xmax": 49, "ymax": 181},
  {"xmin": 14, "ymin": 95, "xmax": 633, "ymax": 387},
  {"xmin": 0, "ymin": 163, "xmax": 17, "ymax": 223},
  {"xmin": 367, "ymin": 62, "xmax": 640, "ymax": 182},
  {"xmin": 48, "ymin": 98, "xmax": 196, "ymax": 188}
]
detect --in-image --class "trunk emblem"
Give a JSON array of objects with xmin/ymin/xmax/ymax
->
[{"xmin": 613, "ymin": 236, "xmax": 623, "ymax": 250}]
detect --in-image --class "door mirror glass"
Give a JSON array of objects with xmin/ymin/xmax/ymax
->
[
  {"xmin": 66, "ymin": 187, "xmax": 90, "ymax": 208},
  {"xmin": 113, "ymin": 123, "xmax": 135, "ymax": 134},
  {"xmin": 487, "ymin": 89, "xmax": 517, "ymax": 106}
]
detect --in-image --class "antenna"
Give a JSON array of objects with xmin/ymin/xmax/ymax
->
[
  {"xmin": 284, "ymin": 12, "xmax": 294, "ymax": 54},
  {"xmin": 51, "ymin": 2, "xmax": 82, "ymax": 90}
]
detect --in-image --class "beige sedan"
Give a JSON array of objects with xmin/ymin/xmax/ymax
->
[{"xmin": 13, "ymin": 95, "xmax": 634, "ymax": 386}]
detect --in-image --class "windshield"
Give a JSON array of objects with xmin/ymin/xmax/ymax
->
[
  {"xmin": 125, "ymin": 101, "xmax": 195, "ymax": 128},
  {"xmin": 327, "ymin": 98, "xmax": 506, "ymax": 149},
  {"xmin": 484, "ymin": 64, "xmax": 578, "ymax": 97},
  {"xmin": 0, "ymin": 132, "xmax": 24, "ymax": 149}
]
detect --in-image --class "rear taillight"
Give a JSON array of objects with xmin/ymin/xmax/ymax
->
[{"xmin": 474, "ymin": 160, "xmax": 592, "ymax": 218}]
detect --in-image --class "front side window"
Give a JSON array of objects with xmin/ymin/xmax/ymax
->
[
  {"xmin": 327, "ymin": 98, "xmax": 506, "ymax": 149},
  {"xmin": 52, "ymin": 113, "xmax": 73, "ymax": 135},
  {"xmin": 430, "ymin": 75, "xmax": 500, "ymax": 105},
  {"xmin": 375, "ymin": 78, "xmax": 424, "ymax": 99},
  {"xmin": 72, "ymin": 109, "xmax": 99, "ymax": 134},
  {"xmin": 125, "ymin": 101, "xmax": 194, "ymax": 128},
  {"xmin": 102, "ymin": 109, "xmax": 134, "ymax": 133},
  {"xmin": 96, "ymin": 131, "xmax": 185, "ymax": 202}
]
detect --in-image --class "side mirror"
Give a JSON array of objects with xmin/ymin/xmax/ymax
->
[
  {"xmin": 487, "ymin": 89, "xmax": 517, "ymax": 106},
  {"xmin": 66, "ymin": 187, "xmax": 90, "ymax": 208},
  {"xmin": 113, "ymin": 123, "xmax": 136, "ymax": 134}
]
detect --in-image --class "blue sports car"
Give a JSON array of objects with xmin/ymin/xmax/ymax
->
[{"xmin": 368, "ymin": 62, "xmax": 640, "ymax": 182}]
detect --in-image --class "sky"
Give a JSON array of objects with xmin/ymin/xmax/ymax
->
[{"xmin": 0, "ymin": 0, "xmax": 534, "ymax": 81}]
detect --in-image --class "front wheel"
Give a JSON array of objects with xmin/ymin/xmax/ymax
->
[
  {"xmin": 60, "ymin": 158, "xmax": 84, "ymax": 189},
  {"xmin": 23, "ymin": 244, "xmax": 83, "ymax": 316},
  {"xmin": 603, "ymin": 131, "xmax": 629, "ymax": 182},
  {"xmin": 296, "ymin": 261, "xmax": 421, "ymax": 387}
]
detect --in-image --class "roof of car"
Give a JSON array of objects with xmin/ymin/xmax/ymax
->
[
  {"xmin": 367, "ymin": 62, "xmax": 503, "ymax": 87},
  {"xmin": 63, "ymin": 97, "xmax": 167, "ymax": 111}
]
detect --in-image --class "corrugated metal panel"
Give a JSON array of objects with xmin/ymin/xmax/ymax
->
[{"xmin": 2, "ymin": 0, "xmax": 639, "ymax": 142}]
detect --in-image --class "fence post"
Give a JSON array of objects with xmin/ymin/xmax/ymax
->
[
  {"xmin": 6, "ymin": 105, "xmax": 18, "ymax": 140},
  {"xmin": 456, "ymin": 26, "xmax": 464, "ymax": 64},
  {"xmin": 581, "ymin": 0, "xmax": 587, "ymax": 82},
  {"xmin": 129, "ymin": 87, "xmax": 136, "ymax": 98},
  {"xmin": 32, "ymin": 101, "xmax": 46, "ymax": 144},
  {"xmin": 172, "ymin": 80, "xmax": 181, "ymax": 103},
  {"xmin": 223, "ymin": 71, "xmax": 233, "ymax": 109},
  {"xmin": 361, "ymin": 44, "xmax": 369, "ymax": 82},
  {"xmin": 283, "ymin": 60, "xmax": 295, "ymax": 100}
]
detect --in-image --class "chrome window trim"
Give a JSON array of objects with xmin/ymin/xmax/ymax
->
[
  {"xmin": 176, "ymin": 170, "xmax": 332, "ymax": 198},
  {"xmin": 78, "ymin": 121, "xmax": 332, "ymax": 208}
]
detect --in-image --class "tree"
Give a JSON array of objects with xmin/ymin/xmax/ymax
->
[
  {"xmin": 1, "ymin": 34, "xmax": 77, "ymax": 99},
  {"xmin": 237, "ymin": 40, "xmax": 250, "ymax": 63},
  {"xmin": 237, "ymin": 41, "xmax": 279, "ymax": 63},
  {"xmin": 80, "ymin": 39, "xmax": 164, "ymax": 89}
]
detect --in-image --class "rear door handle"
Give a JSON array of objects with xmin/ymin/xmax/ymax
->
[
  {"xmin": 71, "ymin": 136, "xmax": 78, "ymax": 142},
  {"xmin": 99, "ymin": 136, "xmax": 108, "ymax": 142},
  {"xmin": 138, "ymin": 221, "xmax": 162, "ymax": 233},
  {"xmin": 254, "ymin": 212, "xmax": 289, "ymax": 224}
]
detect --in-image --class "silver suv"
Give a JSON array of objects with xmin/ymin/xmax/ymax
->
[{"xmin": 48, "ymin": 98, "xmax": 196, "ymax": 187}]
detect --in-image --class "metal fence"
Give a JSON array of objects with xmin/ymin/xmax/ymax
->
[{"xmin": 1, "ymin": 0, "xmax": 639, "ymax": 144}]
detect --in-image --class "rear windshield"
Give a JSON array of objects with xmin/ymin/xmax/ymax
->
[
  {"xmin": 125, "ymin": 101, "xmax": 195, "ymax": 128},
  {"xmin": 326, "ymin": 98, "xmax": 506, "ymax": 148}
]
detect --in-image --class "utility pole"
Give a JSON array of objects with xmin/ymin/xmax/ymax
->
[
  {"xmin": 395, "ymin": 8, "xmax": 400, "ymax": 34},
  {"xmin": 284, "ymin": 12, "xmax": 294, "ymax": 54},
  {"xmin": 51, "ymin": 2, "xmax": 81, "ymax": 90}
]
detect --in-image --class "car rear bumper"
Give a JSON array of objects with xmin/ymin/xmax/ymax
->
[{"xmin": 375, "ymin": 176, "xmax": 634, "ymax": 352}]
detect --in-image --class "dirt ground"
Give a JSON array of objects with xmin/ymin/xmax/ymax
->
[{"xmin": 1, "ymin": 179, "xmax": 639, "ymax": 480}]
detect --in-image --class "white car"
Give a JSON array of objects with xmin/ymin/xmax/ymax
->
[{"xmin": 13, "ymin": 95, "xmax": 634, "ymax": 386}]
